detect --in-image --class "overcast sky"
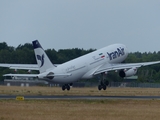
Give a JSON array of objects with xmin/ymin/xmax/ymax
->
[{"xmin": 0, "ymin": 0, "xmax": 160, "ymax": 52}]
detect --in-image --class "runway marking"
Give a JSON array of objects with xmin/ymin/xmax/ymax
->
[{"xmin": 16, "ymin": 96, "xmax": 24, "ymax": 100}]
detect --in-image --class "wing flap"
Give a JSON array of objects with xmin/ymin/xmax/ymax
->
[
  {"xmin": 9, "ymin": 67, "xmax": 39, "ymax": 70},
  {"xmin": 0, "ymin": 64, "xmax": 60, "ymax": 70},
  {"xmin": 3, "ymin": 73, "xmax": 72, "ymax": 78}
]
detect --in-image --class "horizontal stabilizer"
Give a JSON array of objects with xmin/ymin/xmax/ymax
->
[
  {"xmin": 47, "ymin": 73, "xmax": 72, "ymax": 77},
  {"xmin": 3, "ymin": 74, "xmax": 39, "ymax": 77}
]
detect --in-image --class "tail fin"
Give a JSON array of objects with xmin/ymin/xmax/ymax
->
[{"xmin": 32, "ymin": 40, "xmax": 55, "ymax": 73}]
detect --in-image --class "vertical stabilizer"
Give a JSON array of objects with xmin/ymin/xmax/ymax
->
[{"xmin": 32, "ymin": 40, "xmax": 55, "ymax": 73}]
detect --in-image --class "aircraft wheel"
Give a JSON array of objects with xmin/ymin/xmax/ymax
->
[
  {"xmin": 105, "ymin": 81, "xmax": 109, "ymax": 86},
  {"xmin": 98, "ymin": 85, "xmax": 102, "ymax": 90},
  {"xmin": 67, "ymin": 85, "xmax": 70, "ymax": 91},
  {"xmin": 62, "ymin": 85, "xmax": 65, "ymax": 91},
  {"xmin": 103, "ymin": 85, "xmax": 106, "ymax": 90}
]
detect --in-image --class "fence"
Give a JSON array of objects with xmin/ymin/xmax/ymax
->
[
  {"xmin": 1, "ymin": 80, "xmax": 160, "ymax": 88},
  {"xmin": 109, "ymin": 82, "xmax": 160, "ymax": 88},
  {"xmin": 81, "ymin": 82, "xmax": 160, "ymax": 88},
  {"xmin": 0, "ymin": 81, "xmax": 4, "ymax": 85}
]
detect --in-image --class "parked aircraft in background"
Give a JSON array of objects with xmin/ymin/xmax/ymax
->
[{"xmin": 1, "ymin": 40, "xmax": 160, "ymax": 90}]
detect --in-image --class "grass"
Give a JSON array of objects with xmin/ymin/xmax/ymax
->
[
  {"xmin": 1, "ymin": 86, "xmax": 160, "ymax": 96},
  {"xmin": 0, "ymin": 99, "xmax": 160, "ymax": 120},
  {"xmin": 1, "ymin": 86, "xmax": 160, "ymax": 120}
]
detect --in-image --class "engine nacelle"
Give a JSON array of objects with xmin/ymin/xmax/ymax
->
[{"xmin": 119, "ymin": 68, "xmax": 137, "ymax": 78}]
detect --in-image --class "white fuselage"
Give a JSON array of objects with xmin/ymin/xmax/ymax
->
[{"xmin": 49, "ymin": 44, "xmax": 128, "ymax": 83}]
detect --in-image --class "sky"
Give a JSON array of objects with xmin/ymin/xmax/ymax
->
[{"xmin": 0, "ymin": 0, "xmax": 160, "ymax": 52}]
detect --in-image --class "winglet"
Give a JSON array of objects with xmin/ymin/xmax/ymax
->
[{"xmin": 32, "ymin": 40, "xmax": 43, "ymax": 49}]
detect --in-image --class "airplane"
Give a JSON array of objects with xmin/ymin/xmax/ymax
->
[{"xmin": 1, "ymin": 40, "xmax": 160, "ymax": 91}]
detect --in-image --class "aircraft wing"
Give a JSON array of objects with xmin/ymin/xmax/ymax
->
[
  {"xmin": 0, "ymin": 64, "xmax": 39, "ymax": 70},
  {"xmin": 3, "ymin": 73, "xmax": 71, "ymax": 78},
  {"xmin": 0, "ymin": 64, "xmax": 60, "ymax": 70},
  {"xmin": 94, "ymin": 61, "xmax": 160, "ymax": 75}
]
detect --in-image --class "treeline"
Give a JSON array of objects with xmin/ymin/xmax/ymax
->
[{"xmin": 0, "ymin": 42, "xmax": 160, "ymax": 82}]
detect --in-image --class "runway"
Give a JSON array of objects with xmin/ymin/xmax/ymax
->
[{"xmin": 0, "ymin": 95, "xmax": 160, "ymax": 100}]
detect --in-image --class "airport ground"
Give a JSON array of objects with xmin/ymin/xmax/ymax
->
[
  {"xmin": 1, "ymin": 86, "xmax": 160, "ymax": 96},
  {"xmin": 1, "ymin": 86, "xmax": 160, "ymax": 120},
  {"xmin": 0, "ymin": 99, "xmax": 160, "ymax": 120}
]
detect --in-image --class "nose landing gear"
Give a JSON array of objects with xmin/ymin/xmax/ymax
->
[{"xmin": 98, "ymin": 73, "xmax": 109, "ymax": 91}]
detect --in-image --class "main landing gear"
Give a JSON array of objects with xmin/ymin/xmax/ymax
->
[
  {"xmin": 98, "ymin": 81, "xmax": 109, "ymax": 90},
  {"xmin": 62, "ymin": 84, "xmax": 71, "ymax": 91},
  {"xmin": 98, "ymin": 73, "xmax": 109, "ymax": 91}
]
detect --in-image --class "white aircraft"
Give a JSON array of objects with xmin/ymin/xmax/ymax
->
[{"xmin": 2, "ymin": 40, "xmax": 160, "ymax": 90}]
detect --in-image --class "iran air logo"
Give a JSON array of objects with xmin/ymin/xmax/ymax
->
[{"xmin": 37, "ymin": 54, "xmax": 45, "ymax": 67}]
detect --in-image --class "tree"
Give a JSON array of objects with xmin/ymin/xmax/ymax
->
[{"xmin": 0, "ymin": 41, "xmax": 160, "ymax": 82}]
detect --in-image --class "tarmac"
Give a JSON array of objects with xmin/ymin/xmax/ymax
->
[{"xmin": 0, "ymin": 95, "xmax": 160, "ymax": 100}]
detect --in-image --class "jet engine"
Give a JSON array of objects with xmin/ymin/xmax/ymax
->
[{"xmin": 119, "ymin": 68, "xmax": 137, "ymax": 78}]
